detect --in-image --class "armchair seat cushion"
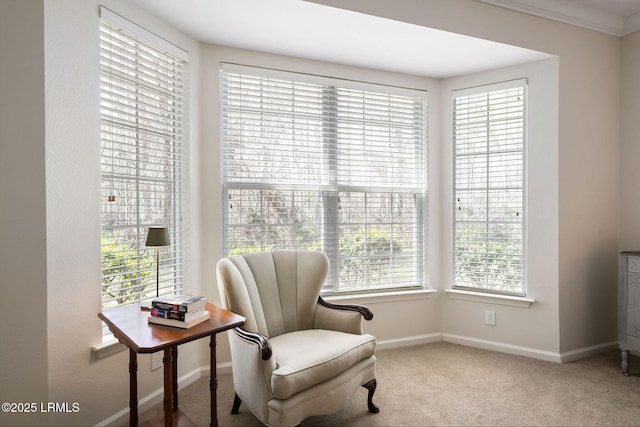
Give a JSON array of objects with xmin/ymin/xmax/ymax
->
[{"xmin": 270, "ymin": 329, "xmax": 376, "ymax": 399}]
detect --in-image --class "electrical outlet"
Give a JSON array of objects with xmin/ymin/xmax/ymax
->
[
  {"xmin": 485, "ymin": 310, "xmax": 496, "ymax": 326},
  {"xmin": 151, "ymin": 351, "xmax": 163, "ymax": 371}
]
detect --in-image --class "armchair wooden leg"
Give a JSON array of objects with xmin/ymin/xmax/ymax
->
[
  {"xmin": 362, "ymin": 379, "xmax": 379, "ymax": 413},
  {"xmin": 231, "ymin": 393, "xmax": 242, "ymax": 414},
  {"xmin": 622, "ymin": 350, "xmax": 631, "ymax": 376}
]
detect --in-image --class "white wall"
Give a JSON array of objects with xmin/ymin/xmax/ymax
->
[
  {"xmin": 310, "ymin": 0, "xmax": 621, "ymax": 357},
  {"xmin": 620, "ymin": 31, "xmax": 640, "ymax": 251},
  {"xmin": 0, "ymin": 2, "xmax": 49, "ymax": 426}
]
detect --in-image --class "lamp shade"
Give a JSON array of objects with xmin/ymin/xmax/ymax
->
[{"xmin": 145, "ymin": 227, "xmax": 170, "ymax": 247}]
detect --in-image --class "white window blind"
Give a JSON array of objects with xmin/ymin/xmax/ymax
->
[
  {"xmin": 452, "ymin": 79, "xmax": 526, "ymax": 296},
  {"xmin": 99, "ymin": 10, "xmax": 189, "ymax": 317},
  {"xmin": 221, "ymin": 64, "xmax": 427, "ymax": 294}
]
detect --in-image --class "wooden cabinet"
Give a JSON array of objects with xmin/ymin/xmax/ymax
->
[{"xmin": 619, "ymin": 251, "xmax": 640, "ymax": 375}]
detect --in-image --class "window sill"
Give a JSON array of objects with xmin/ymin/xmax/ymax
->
[
  {"xmin": 445, "ymin": 289, "xmax": 535, "ymax": 308},
  {"xmin": 91, "ymin": 335, "xmax": 127, "ymax": 359},
  {"xmin": 326, "ymin": 288, "xmax": 437, "ymax": 305}
]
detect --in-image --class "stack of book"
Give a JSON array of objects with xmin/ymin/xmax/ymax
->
[{"xmin": 148, "ymin": 294, "xmax": 209, "ymax": 329}]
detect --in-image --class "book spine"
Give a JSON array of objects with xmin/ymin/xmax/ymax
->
[
  {"xmin": 152, "ymin": 302, "xmax": 189, "ymax": 313},
  {"xmin": 150, "ymin": 308, "xmax": 187, "ymax": 321},
  {"xmin": 151, "ymin": 300, "xmax": 205, "ymax": 313},
  {"xmin": 147, "ymin": 311, "xmax": 210, "ymax": 329}
]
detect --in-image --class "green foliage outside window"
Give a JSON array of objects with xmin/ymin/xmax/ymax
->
[
  {"xmin": 228, "ymin": 224, "xmax": 403, "ymax": 290},
  {"xmin": 454, "ymin": 222, "xmax": 523, "ymax": 293},
  {"xmin": 339, "ymin": 227, "xmax": 403, "ymax": 290},
  {"xmin": 101, "ymin": 236, "xmax": 153, "ymax": 306}
]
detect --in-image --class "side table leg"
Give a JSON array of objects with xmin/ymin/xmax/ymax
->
[
  {"xmin": 163, "ymin": 348, "xmax": 173, "ymax": 427},
  {"xmin": 210, "ymin": 335, "xmax": 218, "ymax": 427},
  {"xmin": 171, "ymin": 346, "xmax": 178, "ymax": 412},
  {"xmin": 129, "ymin": 348, "xmax": 138, "ymax": 427}
]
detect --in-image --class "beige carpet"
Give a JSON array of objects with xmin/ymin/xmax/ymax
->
[{"xmin": 141, "ymin": 342, "xmax": 640, "ymax": 426}]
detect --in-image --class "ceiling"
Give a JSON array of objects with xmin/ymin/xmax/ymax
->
[
  {"xmin": 131, "ymin": 0, "xmax": 639, "ymax": 79},
  {"xmin": 132, "ymin": 0, "xmax": 552, "ymax": 79}
]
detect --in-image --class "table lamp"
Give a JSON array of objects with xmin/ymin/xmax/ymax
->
[{"xmin": 145, "ymin": 227, "xmax": 170, "ymax": 298}]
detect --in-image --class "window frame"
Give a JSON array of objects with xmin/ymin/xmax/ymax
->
[
  {"xmin": 220, "ymin": 64, "xmax": 428, "ymax": 296},
  {"xmin": 99, "ymin": 7, "xmax": 190, "ymax": 324},
  {"xmin": 451, "ymin": 79, "xmax": 527, "ymax": 297}
]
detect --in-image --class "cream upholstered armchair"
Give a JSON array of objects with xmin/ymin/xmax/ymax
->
[{"xmin": 216, "ymin": 251, "xmax": 378, "ymax": 426}]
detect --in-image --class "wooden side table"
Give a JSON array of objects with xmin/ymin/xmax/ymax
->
[{"xmin": 99, "ymin": 302, "xmax": 245, "ymax": 427}]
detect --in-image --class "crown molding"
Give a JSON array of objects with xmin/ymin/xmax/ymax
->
[
  {"xmin": 477, "ymin": 0, "xmax": 640, "ymax": 37},
  {"xmin": 624, "ymin": 12, "xmax": 640, "ymax": 36}
]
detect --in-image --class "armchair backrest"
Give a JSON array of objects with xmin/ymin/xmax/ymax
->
[{"xmin": 216, "ymin": 251, "xmax": 329, "ymax": 338}]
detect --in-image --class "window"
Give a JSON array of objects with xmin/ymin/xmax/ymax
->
[
  {"xmin": 99, "ymin": 8, "xmax": 189, "ymax": 318},
  {"xmin": 221, "ymin": 64, "xmax": 427, "ymax": 295},
  {"xmin": 452, "ymin": 79, "xmax": 526, "ymax": 296}
]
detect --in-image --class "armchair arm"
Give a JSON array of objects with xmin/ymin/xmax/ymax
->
[
  {"xmin": 234, "ymin": 327, "xmax": 272, "ymax": 360},
  {"xmin": 318, "ymin": 296, "xmax": 374, "ymax": 320},
  {"xmin": 228, "ymin": 327, "xmax": 277, "ymax": 419},
  {"xmin": 313, "ymin": 296, "xmax": 374, "ymax": 335}
]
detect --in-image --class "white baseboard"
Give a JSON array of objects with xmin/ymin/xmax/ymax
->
[
  {"xmin": 559, "ymin": 340, "xmax": 618, "ymax": 363},
  {"xmin": 377, "ymin": 333, "xmax": 443, "ymax": 350},
  {"xmin": 443, "ymin": 333, "xmax": 562, "ymax": 362},
  {"xmin": 442, "ymin": 334, "xmax": 618, "ymax": 363}
]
